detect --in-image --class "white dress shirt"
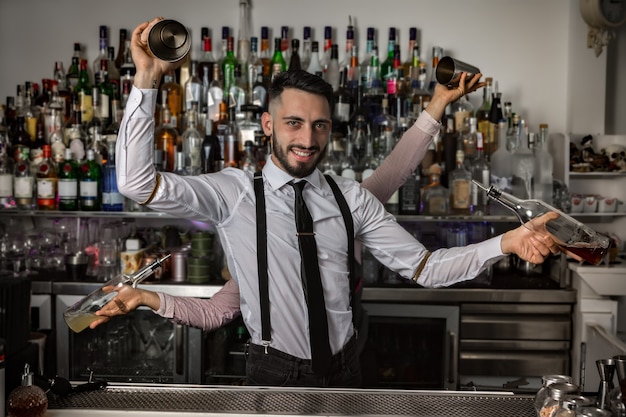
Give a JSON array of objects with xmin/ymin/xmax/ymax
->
[{"xmin": 117, "ymin": 86, "xmax": 506, "ymax": 360}]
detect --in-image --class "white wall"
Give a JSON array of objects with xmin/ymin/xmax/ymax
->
[{"xmin": 0, "ymin": 0, "xmax": 619, "ymax": 137}]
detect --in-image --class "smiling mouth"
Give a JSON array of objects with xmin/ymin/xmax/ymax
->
[{"xmin": 291, "ymin": 147, "xmax": 317, "ymax": 159}]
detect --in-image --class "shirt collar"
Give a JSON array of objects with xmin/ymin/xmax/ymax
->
[{"xmin": 262, "ymin": 157, "xmax": 323, "ymax": 191}]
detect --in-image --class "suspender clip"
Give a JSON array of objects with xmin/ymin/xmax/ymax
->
[{"xmin": 262, "ymin": 341, "xmax": 270, "ymax": 354}]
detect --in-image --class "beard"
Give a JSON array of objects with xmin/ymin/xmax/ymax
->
[{"xmin": 271, "ymin": 128, "xmax": 328, "ymax": 178}]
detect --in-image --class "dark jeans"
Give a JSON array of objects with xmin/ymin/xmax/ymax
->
[{"xmin": 245, "ymin": 333, "xmax": 362, "ymax": 387}]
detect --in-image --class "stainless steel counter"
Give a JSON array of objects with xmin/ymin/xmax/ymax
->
[{"xmin": 47, "ymin": 383, "xmax": 536, "ymax": 417}]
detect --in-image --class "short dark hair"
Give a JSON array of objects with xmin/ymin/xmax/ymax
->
[{"xmin": 268, "ymin": 69, "xmax": 334, "ymax": 114}]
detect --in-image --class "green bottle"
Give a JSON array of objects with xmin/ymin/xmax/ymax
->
[
  {"xmin": 75, "ymin": 58, "xmax": 93, "ymax": 124},
  {"xmin": 79, "ymin": 149, "xmax": 102, "ymax": 211},
  {"xmin": 58, "ymin": 148, "xmax": 78, "ymax": 211},
  {"xmin": 270, "ymin": 37, "xmax": 286, "ymax": 81},
  {"xmin": 221, "ymin": 36, "xmax": 239, "ymax": 96}
]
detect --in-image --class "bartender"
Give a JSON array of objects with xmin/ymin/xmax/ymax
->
[{"xmin": 100, "ymin": 17, "xmax": 562, "ymax": 387}]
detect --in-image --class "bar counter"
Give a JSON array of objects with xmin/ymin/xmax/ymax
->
[{"xmin": 46, "ymin": 383, "xmax": 536, "ymax": 416}]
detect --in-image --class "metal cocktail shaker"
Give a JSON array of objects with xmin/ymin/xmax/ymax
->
[{"xmin": 147, "ymin": 19, "xmax": 191, "ymax": 62}]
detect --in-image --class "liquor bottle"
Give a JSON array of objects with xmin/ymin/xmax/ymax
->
[
  {"xmin": 288, "ymin": 39, "xmax": 302, "ymax": 71},
  {"xmin": 19, "ymin": 82, "xmax": 38, "ymax": 140},
  {"xmin": 10, "ymin": 116, "xmax": 31, "ymax": 164},
  {"xmin": 173, "ymin": 150, "xmax": 188, "ymax": 176},
  {"xmin": 452, "ymin": 94, "xmax": 473, "ymax": 138},
  {"xmin": 57, "ymin": 148, "xmax": 78, "ymax": 211},
  {"xmin": 511, "ymin": 118, "xmax": 534, "ymax": 199},
  {"xmin": 222, "ymin": 37, "xmax": 239, "ymax": 99},
  {"xmin": 334, "ymin": 68, "xmax": 353, "ymax": 125},
  {"xmin": 399, "ymin": 167, "xmax": 420, "ymax": 215},
  {"xmin": 410, "ymin": 62, "xmax": 430, "ymax": 118},
  {"xmin": 182, "ymin": 102, "xmax": 203, "ymax": 175},
  {"xmin": 339, "ymin": 17, "xmax": 355, "ymax": 72},
  {"xmin": 95, "ymin": 59, "xmax": 115, "ymax": 127},
  {"xmin": 34, "ymin": 144, "xmax": 57, "ymax": 210},
  {"xmin": 64, "ymin": 98, "xmax": 88, "ymax": 162},
  {"xmin": 92, "ymin": 25, "xmax": 110, "ymax": 83},
  {"xmin": 119, "ymin": 36, "xmax": 136, "ymax": 88},
  {"xmin": 107, "ymin": 47, "xmax": 120, "ymax": 93},
  {"xmin": 280, "ymin": 26, "xmax": 291, "ymax": 64},
  {"xmin": 319, "ymin": 136, "xmax": 340, "ymax": 176},
  {"xmin": 240, "ymin": 140, "xmax": 258, "ymax": 174},
  {"xmin": 198, "ymin": 27, "xmax": 215, "ymax": 114},
  {"xmin": 470, "ymin": 132, "xmax": 490, "ymax": 215},
  {"xmin": 346, "ymin": 45, "xmax": 360, "ymax": 91},
  {"xmin": 34, "ymin": 78, "xmax": 52, "ymax": 111},
  {"xmin": 380, "ymin": 27, "xmax": 397, "ymax": 85},
  {"xmin": 270, "ymin": 37, "xmax": 287, "ymax": 82},
  {"xmin": 449, "ymin": 149, "xmax": 471, "ymax": 215},
  {"xmin": 246, "ymin": 36, "xmax": 263, "ymax": 103},
  {"xmin": 427, "ymin": 46, "xmax": 443, "ymax": 95},
  {"xmin": 213, "ymin": 100, "xmax": 230, "ymax": 171},
  {"xmin": 301, "ymin": 26, "xmax": 312, "ymax": 71},
  {"xmin": 228, "ymin": 64, "xmax": 246, "ymax": 122},
  {"xmin": 461, "ymin": 116, "xmax": 479, "ymax": 169},
  {"xmin": 371, "ymin": 97, "xmax": 396, "ymax": 160},
  {"xmin": 339, "ymin": 138, "xmax": 358, "ymax": 181},
  {"xmin": 236, "ymin": 0, "xmax": 251, "ymax": 65},
  {"xmin": 320, "ymin": 26, "xmax": 333, "ymax": 71},
  {"xmin": 350, "ymin": 86, "xmax": 369, "ymax": 164},
  {"xmin": 488, "ymin": 81, "xmax": 504, "ymax": 154},
  {"xmin": 473, "ymin": 180, "xmax": 611, "ymax": 265},
  {"xmin": 402, "ymin": 27, "xmax": 418, "ymax": 83},
  {"xmin": 533, "ymin": 123, "xmax": 554, "ymax": 205},
  {"xmin": 489, "ymin": 119, "xmax": 513, "ymax": 215},
  {"xmin": 223, "ymin": 107, "xmax": 241, "ymax": 169},
  {"xmin": 114, "ymin": 29, "xmax": 128, "ymax": 70},
  {"xmin": 155, "ymin": 90, "xmax": 179, "ymax": 172},
  {"xmin": 259, "ymin": 26, "xmax": 271, "ymax": 83},
  {"xmin": 75, "ymin": 59, "xmax": 93, "ymax": 125},
  {"xmin": 79, "ymin": 149, "xmax": 102, "ymax": 211},
  {"xmin": 251, "ymin": 70, "xmax": 268, "ymax": 112},
  {"xmin": 360, "ymin": 27, "xmax": 376, "ymax": 86},
  {"xmin": 475, "ymin": 77, "xmax": 493, "ymax": 156},
  {"xmin": 160, "ymin": 70, "xmax": 183, "ymax": 130},
  {"xmin": 101, "ymin": 137, "xmax": 123, "ymax": 211},
  {"xmin": 307, "ymin": 41, "xmax": 324, "ymax": 77},
  {"xmin": 421, "ymin": 163, "xmax": 449, "ymax": 215},
  {"xmin": 506, "ymin": 112, "xmax": 520, "ymax": 152},
  {"xmin": 359, "ymin": 138, "xmax": 378, "ymax": 181},
  {"xmin": 385, "ymin": 44, "xmax": 401, "ymax": 98},
  {"xmin": 53, "ymin": 62, "xmax": 72, "ymax": 125},
  {"xmin": 185, "ymin": 60, "xmax": 202, "ymax": 113},
  {"xmin": 325, "ymin": 44, "xmax": 340, "ymax": 91},
  {"xmin": 66, "ymin": 43, "xmax": 82, "ymax": 92},
  {"xmin": 13, "ymin": 148, "xmax": 33, "ymax": 210},
  {"xmin": 363, "ymin": 45, "xmax": 383, "ymax": 97},
  {"xmin": 201, "ymin": 118, "xmax": 220, "ymax": 174},
  {"xmin": 0, "ymin": 129, "xmax": 14, "ymax": 208}
]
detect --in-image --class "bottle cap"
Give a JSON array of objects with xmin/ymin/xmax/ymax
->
[{"xmin": 147, "ymin": 19, "xmax": 191, "ymax": 63}]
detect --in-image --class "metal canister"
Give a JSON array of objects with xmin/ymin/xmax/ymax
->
[{"xmin": 170, "ymin": 250, "xmax": 188, "ymax": 282}]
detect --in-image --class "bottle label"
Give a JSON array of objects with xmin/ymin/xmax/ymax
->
[
  {"xmin": 58, "ymin": 178, "xmax": 78, "ymax": 198},
  {"xmin": 80, "ymin": 180, "xmax": 98, "ymax": 197},
  {"xmin": 36, "ymin": 178, "xmax": 56, "ymax": 199},
  {"xmin": 102, "ymin": 191, "xmax": 124, "ymax": 206},
  {"xmin": 14, "ymin": 176, "xmax": 34, "ymax": 198},
  {"xmin": 0, "ymin": 173, "xmax": 12, "ymax": 197},
  {"xmin": 427, "ymin": 196, "xmax": 448, "ymax": 215},
  {"xmin": 334, "ymin": 102, "xmax": 350, "ymax": 122},
  {"xmin": 452, "ymin": 179, "xmax": 471, "ymax": 209}
]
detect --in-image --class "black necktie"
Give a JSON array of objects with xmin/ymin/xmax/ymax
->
[{"xmin": 291, "ymin": 180, "xmax": 332, "ymax": 375}]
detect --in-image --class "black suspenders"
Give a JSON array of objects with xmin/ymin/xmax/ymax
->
[{"xmin": 253, "ymin": 173, "xmax": 355, "ymax": 350}]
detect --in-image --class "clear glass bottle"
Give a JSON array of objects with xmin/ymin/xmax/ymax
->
[
  {"xmin": 185, "ymin": 60, "xmax": 203, "ymax": 113},
  {"xmin": 320, "ymin": 137, "xmax": 341, "ymax": 176},
  {"xmin": 338, "ymin": 17, "xmax": 355, "ymax": 72},
  {"xmin": 339, "ymin": 138, "xmax": 358, "ymax": 181},
  {"xmin": 182, "ymin": 102, "xmax": 203, "ymax": 176},
  {"xmin": 307, "ymin": 41, "xmax": 324, "ymax": 78},
  {"xmin": 207, "ymin": 64, "xmax": 224, "ymax": 124},
  {"xmin": 421, "ymin": 163, "xmax": 449, "ymax": 215},
  {"xmin": 470, "ymin": 131, "xmax": 490, "ymax": 215},
  {"xmin": 535, "ymin": 375, "xmax": 574, "ymax": 413},
  {"xmin": 63, "ymin": 254, "xmax": 171, "ymax": 333},
  {"xmin": 427, "ymin": 46, "xmax": 443, "ymax": 95},
  {"xmin": 534, "ymin": 123, "xmax": 554, "ymax": 206},
  {"xmin": 473, "ymin": 180, "xmax": 611, "ymax": 265},
  {"xmin": 539, "ymin": 382, "xmax": 580, "ymax": 417},
  {"xmin": 236, "ymin": 0, "xmax": 251, "ymax": 65},
  {"xmin": 489, "ymin": 119, "xmax": 513, "ymax": 215},
  {"xmin": 360, "ymin": 138, "xmax": 379, "ymax": 181},
  {"xmin": 301, "ymin": 26, "xmax": 312, "ymax": 71},
  {"xmin": 320, "ymin": 25, "xmax": 333, "ymax": 71},
  {"xmin": 240, "ymin": 140, "xmax": 258, "ymax": 174},
  {"xmin": 324, "ymin": 44, "xmax": 340, "ymax": 91},
  {"xmin": 511, "ymin": 118, "xmax": 535, "ymax": 199},
  {"xmin": 13, "ymin": 148, "xmax": 33, "ymax": 210}
]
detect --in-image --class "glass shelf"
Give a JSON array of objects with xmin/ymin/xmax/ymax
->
[{"xmin": 569, "ymin": 172, "xmax": 626, "ymax": 179}]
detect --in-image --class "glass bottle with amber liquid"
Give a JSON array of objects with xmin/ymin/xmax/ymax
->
[
  {"xmin": 421, "ymin": 163, "xmax": 449, "ymax": 215},
  {"xmin": 155, "ymin": 90, "xmax": 179, "ymax": 172},
  {"xmin": 449, "ymin": 149, "xmax": 471, "ymax": 215},
  {"xmin": 35, "ymin": 144, "xmax": 57, "ymax": 210}
]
